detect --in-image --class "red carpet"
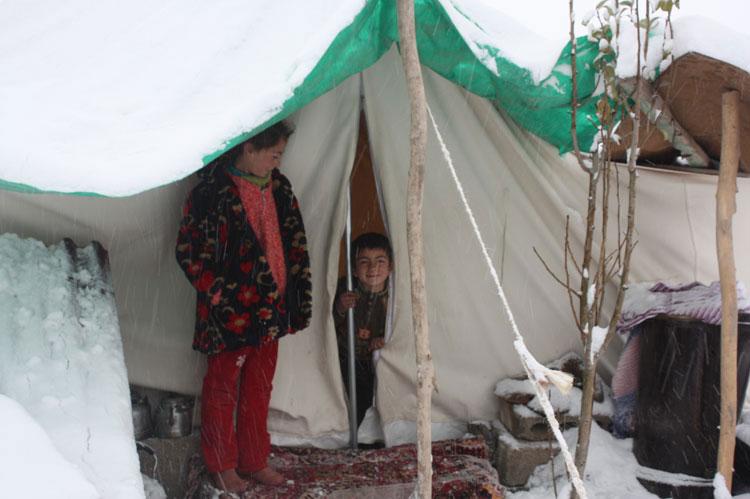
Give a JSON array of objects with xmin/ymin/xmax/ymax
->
[{"xmin": 186, "ymin": 437, "xmax": 504, "ymax": 498}]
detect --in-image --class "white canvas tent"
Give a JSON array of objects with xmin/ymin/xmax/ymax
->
[
  {"xmin": 3, "ymin": 45, "xmax": 750, "ymax": 447},
  {"xmin": 1, "ymin": 0, "xmax": 749, "ymax": 450}
]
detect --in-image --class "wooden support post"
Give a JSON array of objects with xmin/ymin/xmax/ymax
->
[
  {"xmin": 716, "ymin": 89, "xmax": 741, "ymax": 489},
  {"xmin": 397, "ymin": 0, "xmax": 434, "ymax": 497},
  {"xmin": 619, "ymin": 77, "xmax": 711, "ymax": 168}
]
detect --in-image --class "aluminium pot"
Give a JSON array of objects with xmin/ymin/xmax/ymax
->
[
  {"xmin": 131, "ymin": 391, "xmax": 152, "ymax": 440},
  {"xmin": 155, "ymin": 393, "xmax": 195, "ymax": 438}
]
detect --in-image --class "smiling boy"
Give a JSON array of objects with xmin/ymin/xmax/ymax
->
[{"xmin": 333, "ymin": 232, "xmax": 392, "ymax": 427}]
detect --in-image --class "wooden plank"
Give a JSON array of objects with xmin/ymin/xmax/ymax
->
[{"xmin": 620, "ymin": 77, "xmax": 711, "ymax": 167}]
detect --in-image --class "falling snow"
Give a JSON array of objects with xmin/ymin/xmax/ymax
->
[{"xmin": 0, "ymin": 1, "xmax": 749, "ymax": 497}]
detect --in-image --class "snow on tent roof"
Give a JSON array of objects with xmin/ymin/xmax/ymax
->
[{"xmin": 0, "ymin": 0, "xmax": 747, "ymax": 196}]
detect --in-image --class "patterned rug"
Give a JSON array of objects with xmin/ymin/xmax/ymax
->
[{"xmin": 185, "ymin": 437, "xmax": 504, "ymax": 498}]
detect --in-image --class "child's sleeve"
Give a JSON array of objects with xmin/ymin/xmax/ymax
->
[{"xmin": 332, "ymin": 279, "xmax": 348, "ymax": 334}]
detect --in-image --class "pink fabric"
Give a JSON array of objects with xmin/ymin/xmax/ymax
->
[
  {"xmin": 613, "ymin": 280, "xmax": 750, "ymax": 401},
  {"xmin": 611, "ymin": 335, "xmax": 640, "ymax": 398},
  {"xmin": 231, "ymin": 176, "xmax": 287, "ymax": 296}
]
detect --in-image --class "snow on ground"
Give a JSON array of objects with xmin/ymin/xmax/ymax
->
[
  {"xmin": 0, "ymin": 394, "xmax": 98, "ymax": 499},
  {"xmin": 0, "ymin": 233, "xmax": 144, "ymax": 499},
  {"xmin": 508, "ymin": 424, "xmax": 658, "ymax": 499},
  {"xmin": 142, "ymin": 473, "xmax": 167, "ymax": 499},
  {"xmin": 502, "ymin": 393, "xmax": 750, "ymax": 498}
]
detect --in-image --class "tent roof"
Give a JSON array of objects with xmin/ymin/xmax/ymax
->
[{"xmin": 0, "ymin": 0, "xmax": 747, "ymax": 196}]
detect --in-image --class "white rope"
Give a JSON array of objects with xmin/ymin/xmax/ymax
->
[{"xmin": 426, "ymin": 104, "xmax": 587, "ymax": 498}]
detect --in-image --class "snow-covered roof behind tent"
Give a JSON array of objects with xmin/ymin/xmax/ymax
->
[
  {"xmin": 0, "ymin": 0, "xmax": 748, "ymax": 196},
  {"xmin": 445, "ymin": 0, "xmax": 750, "ymax": 81}
]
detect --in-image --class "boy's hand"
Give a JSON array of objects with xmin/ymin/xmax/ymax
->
[
  {"xmin": 369, "ymin": 337, "xmax": 385, "ymax": 351},
  {"xmin": 357, "ymin": 328, "xmax": 371, "ymax": 340},
  {"xmin": 335, "ymin": 291, "xmax": 358, "ymax": 315}
]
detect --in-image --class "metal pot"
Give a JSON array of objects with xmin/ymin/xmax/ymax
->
[
  {"xmin": 155, "ymin": 393, "xmax": 195, "ymax": 438},
  {"xmin": 131, "ymin": 391, "xmax": 152, "ymax": 440}
]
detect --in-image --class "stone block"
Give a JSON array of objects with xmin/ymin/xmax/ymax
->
[
  {"xmin": 496, "ymin": 397, "xmax": 612, "ymax": 442},
  {"xmin": 493, "ymin": 421, "xmax": 559, "ymax": 488},
  {"xmin": 497, "ymin": 397, "xmax": 577, "ymax": 442}
]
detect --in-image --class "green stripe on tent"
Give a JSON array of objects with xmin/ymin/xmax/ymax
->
[
  {"xmin": 204, "ymin": 0, "xmax": 602, "ymax": 169},
  {"xmin": 201, "ymin": 0, "xmax": 395, "ymax": 166},
  {"xmin": 414, "ymin": 0, "xmax": 600, "ymax": 154},
  {"xmin": 0, "ymin": 178, "xmax": 103, "ymax": 197}
]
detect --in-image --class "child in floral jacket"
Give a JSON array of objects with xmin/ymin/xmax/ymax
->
[{"xmin": 176, "ymin": 121, "xmax": 312, "ymax": 493}]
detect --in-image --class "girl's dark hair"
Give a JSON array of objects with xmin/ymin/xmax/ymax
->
[
  {"xmin": 246, "ymin": 120, "xmax": 294, "ymax": 150},
  {"xmin": 226, "ymin": 120, "xmax": 294, "ymax": 164},
  {"xmin": 351, "ymin": 232, "xmax": 393, "ymax": 263}
]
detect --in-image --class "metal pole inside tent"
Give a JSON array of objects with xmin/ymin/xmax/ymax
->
[{"xmin": 345, "ymin": 186, "xmax": 358, "ymax": 449}]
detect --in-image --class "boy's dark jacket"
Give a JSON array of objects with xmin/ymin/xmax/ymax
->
[
  {"xmin": 333, "ymin": 277, "xmax": 388, "ymax": 361},
  {"xmin": 175, "ymin": 163, "xmax": 312, "ymax": 354}
]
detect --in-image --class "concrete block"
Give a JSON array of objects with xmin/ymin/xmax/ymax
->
[
  {"xmin": 493, "ymin": 421, "xmax": 559, "ymax": 488},
  {"xmin": 496, "ymin": 397, "xmax": 611, "ymax": 442},
  {"xmin": 497, "ymin": 397, "xmax": 577, "ymax": 442}
]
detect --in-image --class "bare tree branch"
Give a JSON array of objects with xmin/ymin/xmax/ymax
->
[
  {"xmin": 534, "ymin": 247, "xmax": 583, "ymax": 298},
  {"xmin": 569, "ymin": 0, "xmax": 592, "ymax": 174},
  {"xmin": 565, "ymin": 220, "xmax": 582, "ymax": 276}
]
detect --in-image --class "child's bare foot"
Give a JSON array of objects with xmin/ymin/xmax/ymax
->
[
  {"xmin": 249, "ymin": 466, "xmax": 285, "ymax": 486},
  {"xmin": 210, "ymin": 469, "xmax": 249, "ymax": 494}
]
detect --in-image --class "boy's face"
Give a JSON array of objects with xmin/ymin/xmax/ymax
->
[{"xmin": 354, "ymin": 247, "xmax": 391, "ymax": 293}]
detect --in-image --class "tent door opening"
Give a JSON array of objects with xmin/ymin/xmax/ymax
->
[{"xmin": 338, "ymin": 110, "xmax": 390, "ymax": 448}]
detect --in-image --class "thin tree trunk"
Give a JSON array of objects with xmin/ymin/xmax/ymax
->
[
  {"xmin": 397, "ymin": 1, "xmax": 434, "ymax": 497},
  {"xmin": 716, "ymin": 89, "xmax": 741, "ymax": 489},
  {"xmin": 574, "ymin": 355, "xmax": 596, "ymax": 473}
]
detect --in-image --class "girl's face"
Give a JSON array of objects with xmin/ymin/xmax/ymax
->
[
  {"xmin": 237, "ymin": 139, "xmax": 287, "ymax": 177},
  {"xmin": 354, "ymin": 247, "xmax": 391, "ymax": 293}
]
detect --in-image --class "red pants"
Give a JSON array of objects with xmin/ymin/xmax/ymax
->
[{"xmin": 201, "ymin": 340, "xmax": 279, "ymax": 473}]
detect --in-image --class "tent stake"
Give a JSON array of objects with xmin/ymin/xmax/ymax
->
[
  {"xmin": 345, "ymin": 185, "xmax": 358, "ymax": 450},
  {"xmin": 716, "ymin": 89, "xmax": 741, "ymax": 489}
]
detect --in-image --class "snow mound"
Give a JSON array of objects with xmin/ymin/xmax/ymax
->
[
  {"xmin": 0, "ymin": 394, "xmax": 99, "ymax": 499},
  {"xmin": 0, "ymin": 233, "xmax": 144, "ymax": 499}
]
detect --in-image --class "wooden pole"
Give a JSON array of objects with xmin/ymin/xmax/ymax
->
[
  {"xmin": 397, "ymin": 1, "xmax": 434, "ymax": 497},
  {"xmin": 716, "ymin": 89, "xmax": 741, "ymax": 489},
  {"xmin": 618, "ymin": 77, "xmax": 711, "ymax": 168}
]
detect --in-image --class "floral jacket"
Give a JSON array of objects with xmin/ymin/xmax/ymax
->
[{"xmin": 176, "ymin": 163, "xmax": 312, "ymax": 354}]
